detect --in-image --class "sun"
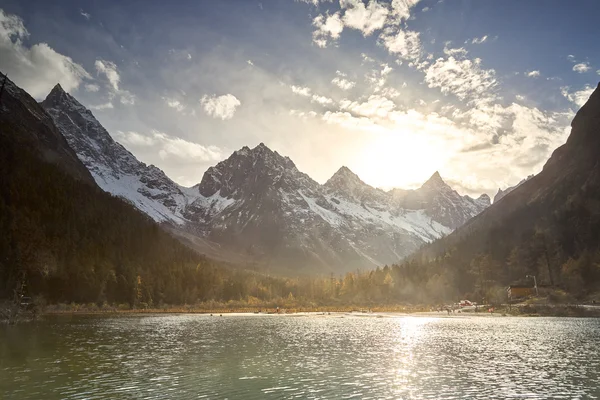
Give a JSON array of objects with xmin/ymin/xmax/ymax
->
[{"xmin": 354, "ymin": 127, "xmax": 451, "ymax": 190}]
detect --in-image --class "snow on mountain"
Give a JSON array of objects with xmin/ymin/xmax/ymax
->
[
  {"xmin": 41, "ymin": 84, "xmax": 195, "ymax": 224},
  {"xmin": 41, "ymin": 85, "xmax": 490, "ymax": 272}
]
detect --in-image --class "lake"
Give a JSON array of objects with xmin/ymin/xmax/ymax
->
[{"xmin": 1, "ymin": 314, "xmax": 599, "ymax": 399}]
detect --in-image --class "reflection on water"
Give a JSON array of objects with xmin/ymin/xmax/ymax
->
[{"xmin": 1, "ymin": 314, "xmax": 599, "ymax": 399}]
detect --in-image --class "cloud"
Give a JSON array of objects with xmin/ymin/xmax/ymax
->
[
  {"xmin": 247, "ymin": 60, "xmax": 254, "ymax": 66},
  {"xmin": 340, "ymin": 0, "xmax": 389, "ymax": 36},
  {"xmin": 119, "ymin": 92, "xmax": 135, "ymax": 105},
  {"xmin": 94, "ymin": 59, "xmax": 136, "ymax": 106},
  {"xmin": 443, "ymin": 46, "xmax": 468, "ymax": 57},
  {"xmin": 297, "ymin": 0, "xmax": 332, "ymax": 5},
  {"xmin": 572, "ymin": 62, "xmax": 590, "ymax": 73},
  {"xmin": 380, "ymin": 29, "xmax": 422, "ymax": 61},
  {"xmin": 89, "ymin": 102, "xmax": 114, "ymax": 110},
  {"xmin": 311, "ymin": 94, "xmax": 334, "ymax": 105},
  {"xmin": 85, "ymin": 83, "xmax": 100, "ymax": 92},
  {"xmin": 365, "ymin": 63, "xmax": 393, "ymax": 92},
  {"xmin": 561, "ymin": 85, "xmax": 594, "ymax": 107},
  {"xmin": 312, "ymin": 12, "xmax": 344, "ymax": 47},
  {"xmin": 115, "ymin": 130, "xmax": 223, "ymax": 163},
  {"xmin": 332, "ymin": 70, "xmax": 356, "ymax": 90},
  {"xmin": 291, "ymin": 85, "xmax": 312, "ymax": 96},
  {"xmin": 95, "ymin": 59, "xmax": 120, "ymax": 91},
  {"xmin": 526, "ymin": 70, "xmax": 540, "ymax": 77},
  {"xmin": 200, "ymin": 93, "xmax": 241, "ymax": 120},
  {"xmin": 389, "ymin": 0, "xmax": 422, "ymax": 22},
  {"xmin": 471, "ymin": 35, "xmax": 488, "ymax": 44},
  {"xmin": 164, "ymin": 97, "xmax": 185, "ymax": 112},
  {"xmin": 80, "ymin": 9, "xmax": 91, "ymax": 20},
  {"xmin": 0, "ymin": 9, "xmax": 91, "ymax": 99},
  {"xmin": 339, "ymin": 94, "xmax": 396, "ymax": 118},
  {"xmin": 423, "ymin": 55, "xmax": 498, "ymax": 103}
]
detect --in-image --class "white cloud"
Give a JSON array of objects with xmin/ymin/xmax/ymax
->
[
  {"xmin": 85, "ymin": 83, "xmax": 100, "ymax": 92},
  {"xmin": 526, "ymin": 70, "xmax": 540, "ymax": 77},
  {"xmin": 340, "ymin": 0, "xmax": 389, "ymax": 36},
  {"xmin": 89, "ymin": 102, "xmax": 114, "ymax": 110},
  {"xmin": 389, "ymin": 0, "xmax": 422, "ymax": 22},
  {"xmin": 115, "ymin": 130, "xmax": 223, "ymax": 163},
  {"xmin": 311, "ymin": 94, "xmax": 334, "ymax": 105},
  {"xmin": 291, "ymin": 85, "xmax": 312, "ymax": 96},
  {"xmin": 423, "ymin": 55, "xmax": 498, "ymax": 102},
  {"xmin": 421, "ymin": 6, "xmax": 430, "ymax": 12},
  {"xmin": 119, "ymin": 92, "xmax": 135, "ymax": 105},
  {"xmin": 443, "ymin": 46, "xmax": 468, "ymax": 57},
  {"xmin": 164, "ymin": 97, "xmax": 185, "ymax": 112},
  {"xmin": 95, "ymin": 59, "xmax": 120, "ymax": 91},
  {"xmin": 0, "ymin": 9, "xmax": 91, "ymax": 99},
  {"xmin": 332, "ymin": 71, "xmax": 356, "ymax": 90},
  {"xmin": 380, "ymin": 29, "xmax": 422, "ymax": 61},
  {"xmin": 573, "ymin": 62, "xmax": 590, "ymax": 73},
  {"xmin": 200, "ymin": 93, "xmax": 241, "ymax": 120},
  {"xmin": 365, "ymin": 63, "xmax": 393, "ymax": 92},
  {"xmin": 471, "ymin": 35, "xmax": 488, "ymax": 44},
  {"xmin": 94, "ymin": 59, "xmax": 136, "ymax": 106},
  {"xmin": 561, "ymin": 85, "xmax": 594, "ymax": 107},
  {"xmin": 339, "ymin": 94, "xmax": 396, "ymax": 118},
  {"xmin": 296, "ymin": 0, "xmax": 332, "ymax": 5},
  {"xmin": 312, "ymin": 12, "xmax": 344, "ymax": 47}
]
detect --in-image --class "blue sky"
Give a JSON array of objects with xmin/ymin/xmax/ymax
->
[{"xmin": 1, "ymin": 0, "xmax": 598, "ymax": 196}]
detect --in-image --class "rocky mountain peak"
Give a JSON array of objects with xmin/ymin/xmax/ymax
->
[
  {"xmin": 476, "ymin": 193, "xmax": 491, "ymax": 206},
  {"xmin": 421, "ymin": 171, "xmax": 449, "ymax": 190},
  {"xmin": 41, "ymin": 84, "xmax": 191, "ymax": 224},
  {"xmin": 42, "ymin": 83, "xmax": 87, "ymax": 115}
]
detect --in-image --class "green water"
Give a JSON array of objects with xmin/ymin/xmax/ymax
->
[{"xmin": 1, "ymin": 314, "xmax": 599, "ymax": 399}]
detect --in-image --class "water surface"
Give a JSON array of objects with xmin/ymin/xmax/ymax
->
[{"xmin": 1, "ymin": 314, "xmax": 599, "ymax": 399}]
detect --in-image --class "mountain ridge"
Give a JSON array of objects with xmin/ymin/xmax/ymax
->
[{"xmin": 41, "ymin": 84, "xmax": 491, "ymax": 273}]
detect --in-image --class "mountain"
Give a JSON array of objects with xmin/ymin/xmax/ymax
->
[
  {"xmin": 410, "ymin": 82, "xmax": 600, "ymax": 298},
  {"xmin": 493, "ymin": 175, "xmax": 534, "ymax": 203},
  {"xmin": 390, "ymin": 171, "xmax": 491, "ymax": 229},
  {"xmin": 0, "ymin": 78, "xmax": 93, "ymax": 184},
  {"xmin": 41, "ymin": 86, "xmax": 490, "ymax": 273},
  {"xmin": 41, "ymin": 84, "xmax": 195, "ymax": 224},
  {"xmin": 0, "ymin": 75, "xmax": 214, "ymax": 305}
]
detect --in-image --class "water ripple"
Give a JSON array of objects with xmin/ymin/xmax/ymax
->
[{"xmin": 1, "ymin": 315, "xmax": 599, "ymax": 399}]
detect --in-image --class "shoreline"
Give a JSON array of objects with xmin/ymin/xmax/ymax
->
[{"xmin": 37, "ymin": 304, "xmax": 600, "ymax": 318}]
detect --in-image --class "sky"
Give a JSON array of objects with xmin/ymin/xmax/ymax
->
[{"xmin": 0, "ymin": 0, "xmax": 599, "ymax": 197}]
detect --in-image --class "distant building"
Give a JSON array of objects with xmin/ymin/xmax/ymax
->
[{"xmin": 507, "ymin": 285, "xmax": 534, "ymax": 299}]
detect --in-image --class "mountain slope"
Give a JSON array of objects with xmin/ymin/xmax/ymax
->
[
  {"xmin": 41, "ymin": 84, "xmax": 195, "ymax": 224},
  {"xmin": 411, "ymin": 82, "xmax": 600, "ymax": 297},
  {"xmin": 0, "ymin": 76, "xmax": 93, "ymax": 184},
  {"xmin": 493, "ymin": 175, "xmax": 533, "ymax": 203},
  {"xmin": 0, "ymin": 76, "xmax": 214, "ymax": 305}
]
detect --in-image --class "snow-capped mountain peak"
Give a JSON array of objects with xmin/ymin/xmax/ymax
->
[{"xmin": 41, "ymin": 84, "xmax": 196, "ymax": 224}]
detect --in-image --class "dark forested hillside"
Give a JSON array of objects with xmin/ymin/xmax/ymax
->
[
  {"xmin": 0, "ymin": 76, "xmax": 210, "ymax": 305},
  {"xmin": 401, "ymin": 83, "xmax": 600, "ymax": 301}
]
